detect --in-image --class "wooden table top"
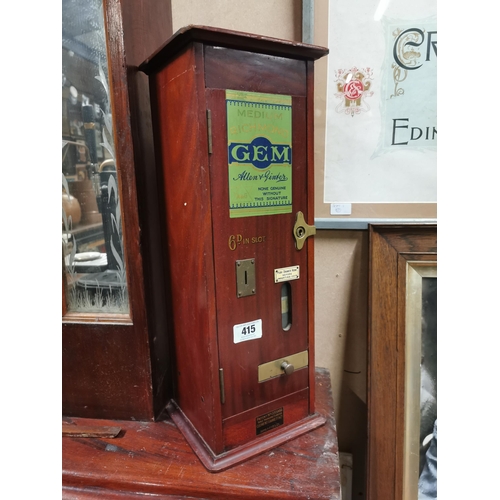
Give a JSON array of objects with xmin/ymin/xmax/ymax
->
[{"xmin": 62, "ymin": 367, "xmax": 341, "ymax": 500}]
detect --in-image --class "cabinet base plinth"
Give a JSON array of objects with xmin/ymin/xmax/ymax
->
[{"xmin": 167, "ymin": 400, "xmax": 327, "ymax": 472}]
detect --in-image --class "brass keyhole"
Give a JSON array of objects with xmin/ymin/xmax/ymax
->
[
  {"xmin": 296, "ymin": 226, "xmax": 306, "ymax": 238},
  {"xmin": 293, "ymin": 212, "xmax": 316, "ymax": 251}
]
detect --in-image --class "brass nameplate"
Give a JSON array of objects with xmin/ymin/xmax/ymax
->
[
  {"xmin": 274, "ymin": 265, "xmax": 300, "ymax": 283},
  {"xmin": 256, "ymin": 407, "xmax": 284, "ymax": 435},
  {"xmin": 258, "ymin": 350, "xmax": 308, "ymax": 382}
]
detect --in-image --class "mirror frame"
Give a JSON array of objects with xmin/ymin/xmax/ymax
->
[
  {"xmin": 62, "ymin": 0, "xmax": 174, "ymax": 421},
  {"xmin": 367, "ymin": 223, "xmax": 437, "ymax": 500},
  {"xmin": 62, "ymin": 0, "xmax": 133, "ymax": 323}
]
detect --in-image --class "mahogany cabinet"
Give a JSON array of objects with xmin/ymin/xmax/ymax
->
[
  {"xmin": 140, "ymin": 26, "xmax": 329, "ymax": 470},
  {"xmin": 62, "ymin": 0, "xmax": 175, "ymax": 421}
]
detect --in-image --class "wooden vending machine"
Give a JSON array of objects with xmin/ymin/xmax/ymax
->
[{"xmin": 140, "ymin": 26, "xmax": 329, "ymax": 471}]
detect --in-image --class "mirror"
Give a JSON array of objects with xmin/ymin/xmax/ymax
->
[{"xmin": 62, "ymin": 0, "xmax": 129, "ymax": 314}]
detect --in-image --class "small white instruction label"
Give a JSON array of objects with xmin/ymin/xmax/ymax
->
[
  {"xmin": 274, "ymin": 265, "xmax": 300, "ymax": 283},
  {"xmin": 330, "ymin": 203, "xmax": 352, "ymax": 215},
  {"xmin": 233, "ymin": 319, "xmax": 262, "ymax": 344}
]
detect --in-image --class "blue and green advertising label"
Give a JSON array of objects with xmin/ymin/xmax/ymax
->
[{"xmin": 226, "ymin": 90, "xmax": 292, "ymax": 218}]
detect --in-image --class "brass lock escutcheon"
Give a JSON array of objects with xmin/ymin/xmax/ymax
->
[{"xmin": 293, "ymin": 211, "xmax": 316, "ymax": 250}]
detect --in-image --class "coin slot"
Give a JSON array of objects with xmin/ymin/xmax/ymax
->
[{"xmin": 236, "ymin": 259, "xmax": 256, "ymax": 298}]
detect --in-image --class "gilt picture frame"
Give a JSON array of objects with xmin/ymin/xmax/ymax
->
[{"xmin": 367, "ymin": 224, "xmax": 437, "ymax": 500}]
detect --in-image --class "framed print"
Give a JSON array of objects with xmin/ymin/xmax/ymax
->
[
  {"xmin": 367, "ymin": 224, "xmax": 437, "ymax": 500},
  {"xmin": 324, "ymin": 0, "xmax": 437, "ymax": 204},
  {"xmin": 312, "ymin": 0, "xmax": 437, "ymax": 225}
]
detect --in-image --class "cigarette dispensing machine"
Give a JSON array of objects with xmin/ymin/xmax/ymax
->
[{"xmin": 140, "ymin": 26, "xmax": 329, "ymax": 471}]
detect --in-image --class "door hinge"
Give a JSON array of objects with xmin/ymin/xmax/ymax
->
[
  {"xmin": 206, "ymin": 109, "xmax": 213, "ymax": 154},
  {"xmin": 219, "ymin": 368, "xmax": 225, "ymax": 404}
]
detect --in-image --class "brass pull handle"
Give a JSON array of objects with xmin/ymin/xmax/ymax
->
[
  {"xmin": 293, "ymin": 211, "xmax": 316, "ymax": 250},
  {"xmin": 280, "ymin": 361, "xmax": 295, "ymax": 376}
]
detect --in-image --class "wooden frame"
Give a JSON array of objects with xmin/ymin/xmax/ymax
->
[
  {"xmin": 367, "ymin": 224, "xmax": 437, "ymax": 500},
  {"xmin": 62, "ymin": 0, "xmax": 174, "ymax": 421}
]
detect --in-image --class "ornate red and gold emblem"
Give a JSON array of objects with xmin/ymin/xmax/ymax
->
[{"xmin": 334, "ymin": 67, "xmax": 374, "ymax": 116}]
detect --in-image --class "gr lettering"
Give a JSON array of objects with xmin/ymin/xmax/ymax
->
[{"xmin": 393, "ymin": 28, "xmax": 437, "ymax": 71}]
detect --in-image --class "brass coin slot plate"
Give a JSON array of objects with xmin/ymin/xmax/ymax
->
[
  {"xmin": 236, "ymin": 258, "xmax": 256, "ymax": 298},
  {"xmin": 258, "ymin": 350, "xmax": 308, "ymax": 382}
]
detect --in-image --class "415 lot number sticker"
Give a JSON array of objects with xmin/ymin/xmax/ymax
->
[{"xmin": 233, "ymin": 319, "xmax": 262, "ymax": 344}]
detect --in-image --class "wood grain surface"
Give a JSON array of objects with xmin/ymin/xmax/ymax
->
[{"xmin": 63, "ymin": 368, "xmax": 340, "ymax": 500}]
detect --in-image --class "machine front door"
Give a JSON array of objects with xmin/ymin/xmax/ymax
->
[{"xmin": 207, "ymin": 89, "xmax": 312, "ymax": 420}]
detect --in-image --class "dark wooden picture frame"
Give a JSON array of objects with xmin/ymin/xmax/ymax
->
[{"xmin": 367, "ymin": 224, "xmax": 437, "ymax": 500}]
